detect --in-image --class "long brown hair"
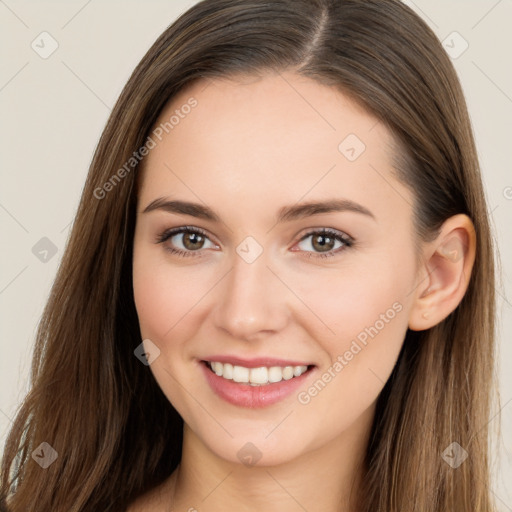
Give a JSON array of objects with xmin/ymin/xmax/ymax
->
[{"xmin": 1, "ymin": 0, "xmax": 497, "ymax": 510}]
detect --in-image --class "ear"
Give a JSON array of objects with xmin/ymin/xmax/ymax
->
[{"xmin": 408, "ymin": 214, "xmax": 476, "ymax": 331}]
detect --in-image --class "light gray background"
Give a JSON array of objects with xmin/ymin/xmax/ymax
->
[{"xmin": 1, "ymin": 0, "xmax": 511, "ymax": 508}]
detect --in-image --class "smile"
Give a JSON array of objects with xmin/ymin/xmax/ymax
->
[
  {"xmin": 200, "ymin": 360, "xmax": 316, "ymax": 408},
  {"xmin": 207, "ymin": 360, "xmax": 310, "ymax": 385}
]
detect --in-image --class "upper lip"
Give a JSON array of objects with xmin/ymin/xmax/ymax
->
[{"xmin": 201, "ymin": 355, "xmax": 314, "ymax": 368}]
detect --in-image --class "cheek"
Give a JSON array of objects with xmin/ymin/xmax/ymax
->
[
  {"xmin": 289, "ymin": 252, "xmax": 412, "ymax": 352},
  {"xmin": 132, "ymin": 246, "xmax": 209, "ymax": 342},
  {"xmin": 133, "ymin": 260, "xmax": 173, "ymax": 340},
  {"xmin": 291, "ymin": 254, "xmax": 414, "ymax": 432},
  {"xmin": 132, "ymin": 248, "xmax": 208, "ymax": 409}
]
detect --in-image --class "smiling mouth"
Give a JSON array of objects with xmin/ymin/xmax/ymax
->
[{"xmin": 202, "ymin": 360, "xmax": 315, "ymax": 386}]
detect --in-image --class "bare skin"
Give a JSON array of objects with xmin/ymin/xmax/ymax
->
[{"xmin": 129, "ymin": 71, "xmax": 476, "ymax": 511}]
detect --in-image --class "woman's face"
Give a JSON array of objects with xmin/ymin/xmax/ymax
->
[{"xmin": 132, "ymin": 72, "xmax": 420, "ymax": 466}]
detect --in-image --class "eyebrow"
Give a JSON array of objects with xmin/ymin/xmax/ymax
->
[{"xmin": 142, "ymin": 197, "xmax": 376, "ymax": 223}]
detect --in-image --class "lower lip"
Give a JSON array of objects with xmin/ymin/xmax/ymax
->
[{"xmin": 200, "ymin": 361, "xmax": 315, "ymax": 408}]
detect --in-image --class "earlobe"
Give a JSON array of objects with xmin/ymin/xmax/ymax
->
[{"xmin": 408, "ymin": 214, "xmax": 476, "ymax": 331}]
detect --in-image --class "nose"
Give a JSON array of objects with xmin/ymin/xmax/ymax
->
[{"xmin": 212, "ymin": 248, "xmax": 289, "ymax": 341}]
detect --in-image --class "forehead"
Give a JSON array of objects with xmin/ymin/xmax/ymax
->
[{"xmin": 138, "ymin": 72, "xmax": 413, "ymax": 226}]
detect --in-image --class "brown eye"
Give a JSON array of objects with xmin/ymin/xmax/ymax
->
[
  {"xmin": 311, "ymin": 233, "xmax": 336, "ymax": 252},
  {"xmin": 295, "ymin": 229, "xmax": 352, "ymax": 258},
  {"xmin": 181, "ymin": 231, "xmax": 206, "ymax": 250},
  {"xmin": 156, "ymin": 226, "xmax": 217, "ymax": 257}
]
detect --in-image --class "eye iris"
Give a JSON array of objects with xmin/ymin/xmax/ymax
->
[
  {"xmin": 183, "ymin": 232, "xmax": 204, "ymax": 250},
  {"xmin": 312, "ymin": 234, "xmax": 335, "ymax": 252}
]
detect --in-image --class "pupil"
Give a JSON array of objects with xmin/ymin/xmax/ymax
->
[
  {"xmin": 185, "ymin": 233, "xmax": 203, "ymax": 249},
  {"xmin": 313, "ymin": 234, "xmax": 334, "ymax": 252}
]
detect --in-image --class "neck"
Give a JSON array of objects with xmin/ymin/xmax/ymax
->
[{"xmin": 169, "ymin": 404, "xmax": 375, "ymax": 512}]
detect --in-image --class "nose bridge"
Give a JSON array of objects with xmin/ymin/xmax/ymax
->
[{"xmin": 213, "ymin": 245, "xmax": 286, "ymax": 339}]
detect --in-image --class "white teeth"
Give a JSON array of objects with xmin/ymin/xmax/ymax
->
[
  {"xmin": 282, "ymin": 366, "xmax": 294, "ymax": 380},
  {"xmin": 223, "ymin": 363, "xmax": 233, "ymax": 380},
  {"xmin": 208, "ymin": 362, "xmax": 309, "ymax": 385},
  {"xmin": 293, "ymin": 365, "xmax": 304, "ymax": 377},
  {"xmin": 268, "ymin": 366, "xmax": 283, "ymax": 383},
  {"xmin": 232, "ymin": 365, "xmax": 249, "ymax": 383},
  {"xmin": 212, "ymin": 361, "xmax": 223, "ymax": 376},
  {"xmin": 249, "ymin": 367, "xmax": 269, "ymax": 384}
]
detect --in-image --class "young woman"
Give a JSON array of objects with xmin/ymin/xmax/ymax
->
[{"xmin": 0, "ymin": 0, "xmax": 498, "ymax": 510}]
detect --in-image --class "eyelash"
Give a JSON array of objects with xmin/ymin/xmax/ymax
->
[{"xmin": 155, "ymin": 226, "xmax": 353, "ymax": 259}]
